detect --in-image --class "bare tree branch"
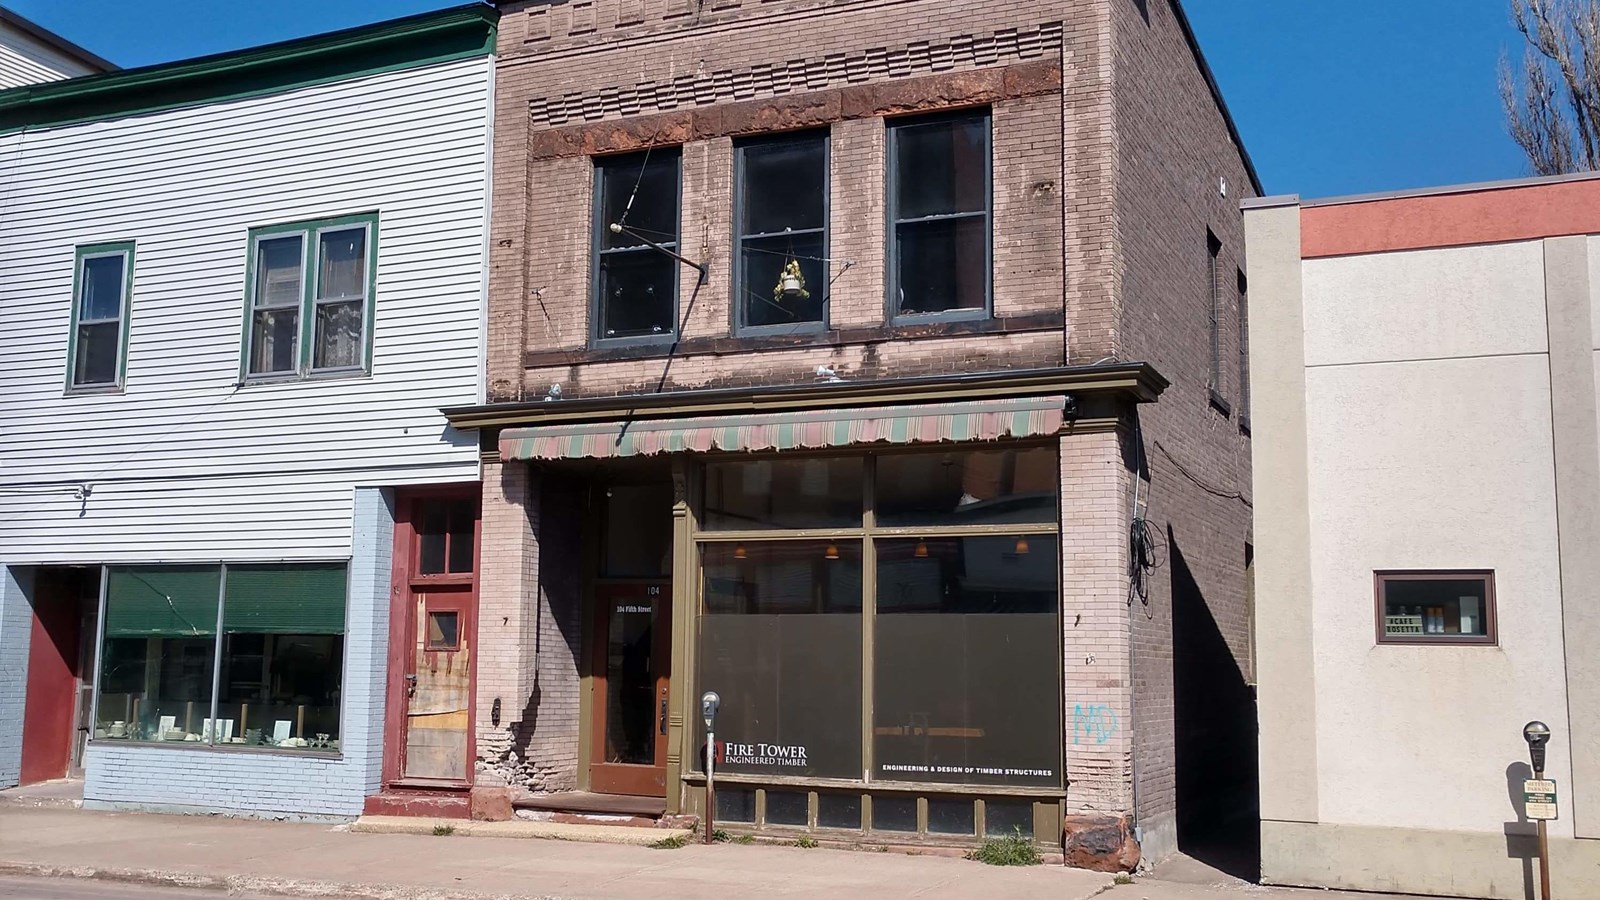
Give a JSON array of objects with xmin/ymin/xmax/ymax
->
[{"xmin": 1505, "ymin": 0, "xmax": 1600, "ymax": 174}]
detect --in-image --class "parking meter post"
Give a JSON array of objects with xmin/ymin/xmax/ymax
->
[{"xmin": 702, "ymin": 692, "xmax": 720, "ymax": 845}]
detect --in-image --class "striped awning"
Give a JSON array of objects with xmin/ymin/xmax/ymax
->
[{"xmin": 499, "ymin": 396, "xmax": 1067, "ymax": 461}]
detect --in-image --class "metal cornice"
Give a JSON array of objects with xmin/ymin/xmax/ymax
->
[{"xmin": 443, "ymin": 363, "xmax": 1168, "ymax": 431}]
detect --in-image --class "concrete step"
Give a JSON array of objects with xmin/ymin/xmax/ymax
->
[{"xmin": 350, "ymin": 814, "xmax": 689, "ymax": 847}]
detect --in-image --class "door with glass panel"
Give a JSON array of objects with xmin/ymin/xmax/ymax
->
[
  {"xmin": 589, "ymin": 582, "xmax": 672, "ymax": 795},
  {"xmin": 398, "ymin": 494, "xmax": 480, "ymax": 783}
]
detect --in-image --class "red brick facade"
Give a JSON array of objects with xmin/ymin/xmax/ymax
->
[{"xmin": 474, "ymin": 0, "xmax": 1256, "ymax": 866}]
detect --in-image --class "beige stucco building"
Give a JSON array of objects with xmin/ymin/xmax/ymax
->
[{"xmin": 1245, "ymin": 174, "xmax": 1600, "ymax": 899}]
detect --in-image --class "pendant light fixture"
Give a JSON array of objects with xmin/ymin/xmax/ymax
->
[
  {"xmin": 914, "ymin": 540, "xmax": 929, "ymax": 558},
  {"xmin": 824, "ymin": 542, "xmax": 840, "ymax": 560},
  {"xmin": 733, "ymin": 543, "xmax": 748, "ymax": 560},
  {"xmin": 1014, "ymin": 536, "xmax": 1031, "ymax": 555}
]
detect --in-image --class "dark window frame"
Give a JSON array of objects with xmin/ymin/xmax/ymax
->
[
  {"xmin": 590, "ymin": 148, "xmax": 684, "ymax": 349},
  {"xmin": 1206, "ymin": 230, "xmax": 1230, "ymax": 415},
  {"xmin": 1374, "ymin": 569, "xmax": 1498, "ymax": 646},
  {"xmin": 732, "ymin": 130, "xmax": 831, "ymax": 337},
  {"xmin": 1237, "ymin": 269, "xmax": 1250, "ymax": 432},
  {"xmin": 886, "ymin": 109, "xmax": 994, "ymax": 325}
]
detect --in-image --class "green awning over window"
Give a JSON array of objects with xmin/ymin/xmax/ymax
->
[
  {"xmin": 105, "ymin": 566, "xmax": 221, "ymax": 638},
  {"xmin": 500, "ymin": 396, "xmax": 1068, "ymax": 461},
  {"xmin": 222, "ymin": 563, "xmax": 348, "ymax": 634}
]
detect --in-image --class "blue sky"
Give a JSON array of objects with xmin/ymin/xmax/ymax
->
[{"xmin": 13, "ymin": 0, "xmax": 1534, "ymax": 198}]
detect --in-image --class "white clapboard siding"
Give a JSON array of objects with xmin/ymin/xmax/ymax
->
[
  {"xmin": 0, "ymin": 21, "xmax": 99, "ymax": 89},
  {"xmin": 0, "ymin": 56, "xmax": 490, "ymax": 564}
]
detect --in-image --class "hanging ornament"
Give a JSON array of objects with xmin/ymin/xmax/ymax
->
[{"xmin": 774, "ymin": 258, "xmax": 810, "ymax": 302}]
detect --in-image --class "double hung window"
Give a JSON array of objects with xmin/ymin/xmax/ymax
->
[
  {"xmin": 94, "ymin": 563, "xmax": 348, "ymax": 752},
  {"xmin": 67, "ymin": 242, "xmax": 135, "ymax": 391},
  {"xmin": 888, "ymin": 110, "xmax": 992, "ymax": 320},
  {"xmin": 594, "ymin": 150, "xmax": 682, "ymax": 343},
  {"xmin": 735, "ymin": 132, "xmax": 828, "ymax": 332},
  {"xmin": 243, "ymin": 214, "xmax": 376, "ymax": 380}
]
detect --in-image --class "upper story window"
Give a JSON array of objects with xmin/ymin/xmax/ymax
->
[
  {"xmin": 242, "ymin": 213, "xmax": 377, "ymax": 382},
  {"xmin": 67, "ymin": 242, "xmax": 134, "ymax": 392},
  {"xmin": 593, "ymin": 149, "xmax": 681, "ymax": 344},
  {"xmin": 735, "ymin": 131, "xmax": 828, "ymax": 333},
  {"xmin": 888, "ymin": 110, "xmax": 992, "ymax": 322}
]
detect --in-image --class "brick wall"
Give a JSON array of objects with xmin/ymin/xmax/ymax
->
[
  {"xmin": 81, "ymin": 487, "xmax": 394, "ymax": 819},
  {"xmin": 1059, "ymin": 427, "xmax": 1136, "ymax": 816},
  {"xmin": 489, "ymin": 0, "xmax": 1094, "ymax": 403},
  {"xmin": 0, "ymin": 565, "xmax": 33, "ymax": 787},
  {"xmin": 480, "ymin": 0, "xmax": 1258, "ymax": 854},
  {"xmin": 1111, "ymin": 0, "xmax": 1256, "ymax": 859}
]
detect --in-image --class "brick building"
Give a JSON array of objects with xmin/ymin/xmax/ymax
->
[{"xmin": 432, "ymin": 0, "xmax": 1257, "ymax": 868}]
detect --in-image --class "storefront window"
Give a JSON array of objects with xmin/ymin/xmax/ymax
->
[
  {"xmin": 95, "ymin": 567, "xmax": 219, "ymax": 743},
  {"xmin": 875, "ymin": 447, "xmax": 1057, "ymax": 526},
  {"xmin": 93, "ymin": 562, "xmax": 347, "ymax": 753},
  {"xmin": 215, "ymin": 564, "xmax": 347, "ymax": 751},
  {"xmin": 699, "ymin": 541, "xmax": 862, "ymax": 778},
  {"xmin": 703, "ymin": 458, "xmax": 862, "ymax": 530},
  {"xmin": 693, "ymin": 446, "xmax": 1063, "ymax": 827},
  {"xmin": 874, "ymin": 536, "xmax": 1061, "ymax": 787}
]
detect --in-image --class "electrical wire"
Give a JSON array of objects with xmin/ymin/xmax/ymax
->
[
  {"xmin": 1153, "ymin": 439, "xmax": 1251, "ymax": 507},
  {"xmin": 615, "ymin": 144, "xmax": 654, "ymax": 229}
]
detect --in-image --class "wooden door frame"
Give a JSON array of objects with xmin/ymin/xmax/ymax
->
[
  {"xmin": 588, "ymin": 580, "xmax": 673, "ymax": 796},
  {"xmin": 381, "ymin": 484, "xmax": 482, "ymax": 789}
]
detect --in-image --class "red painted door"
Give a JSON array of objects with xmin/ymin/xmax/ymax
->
[{"xmin": 20, "ymin": 571, "xmax": 82, "ymax": 785}]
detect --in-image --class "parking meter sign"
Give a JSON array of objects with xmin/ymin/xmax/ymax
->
[{"xmin": 1524, "ymin": 779, "xmax": 1559, "ymax": 821}]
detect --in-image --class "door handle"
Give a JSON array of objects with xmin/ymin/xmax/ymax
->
[{"xmin": 659, "ymin": 695, "xmax": 669, "ymax": 735}]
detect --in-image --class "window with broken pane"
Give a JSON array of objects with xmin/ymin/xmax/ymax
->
[
  {"xmin": 594, "ymin": 149, "xmax": 681, "ymax": 342},
  {"xmin": 736, "ymin": 132, "xmax": 827, "ymax": 331},
  {"xmin": 888, "ymin": 110, "xmax": 991, "ymax": 320}
]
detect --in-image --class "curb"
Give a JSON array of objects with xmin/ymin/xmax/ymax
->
[
  {"xmin": 352, "ymin": 815, "xmax": 689, "ymax": 847},
  {"xmin": 0, "ymin": 861, "xmax": 562, "ymax": 900}
]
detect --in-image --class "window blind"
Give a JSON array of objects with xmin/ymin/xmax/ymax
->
[
  {"xmin": 104, "ymin": 566, "xmax": 221, "ymax": 637},
  {"xmin": 222, "ymin": 563, "xmax": 348, "ymax": 634}
]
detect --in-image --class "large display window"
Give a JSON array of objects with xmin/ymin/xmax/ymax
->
[
  {"xmin": 94, "ymin": 562, "xmax": 348, "ymax": 752},
  {"xmin": 695, "ymin": 446, "xmax": 1061, "ymax": 790}
]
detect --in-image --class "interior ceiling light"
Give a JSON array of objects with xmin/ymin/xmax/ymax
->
[
  {"xmin": 914, "ymin": 541, "xmax": 929, "ymax": 558},
  {"xmin": 733, "ymin": 543, "xmax": 748, "ymax": 560},
  {"xmin": 1014, "ymin": 536, "xmax": 1030, "ymax": 555},
  {"xmin": 824, "ymin": 542, "xmax": 840, "ymax": 560}
]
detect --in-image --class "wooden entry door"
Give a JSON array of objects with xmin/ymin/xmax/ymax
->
[
  {"xmin": 402, "ymin": 584, "xmax": 475, "ymax": 780},
  {"xmin": 385, "ymin": 490, "xmax": 480, "ymax": 787},
  {"xmin": 590, "ymin": 582, "xmax": 672, "ymax": 795}
]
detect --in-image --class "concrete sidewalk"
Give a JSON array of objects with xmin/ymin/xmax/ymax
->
[{"xmin": 0, "ymin": 806, "xmax": 1440, "ymax": 900}]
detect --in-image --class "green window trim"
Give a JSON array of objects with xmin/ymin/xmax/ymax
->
[
  {"xmin": 66, "ymin": 241, "xmax": 135, "ymax": 394},
  {"xmin": 238, "ymin": 212, "xmax": 379, "ymax": 383}
]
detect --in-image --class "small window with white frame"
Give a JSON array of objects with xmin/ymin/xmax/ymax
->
[
  {"xmin": 241, "ymin": 213, "xmax": 377, "ymax": 381},
  {"xmin": 1376, "ymin": 570, "xmax": 1496, "ymax": 645},
  {"xmin": 67, "ymin": 241, "xmax": 135, "ymax": 392}
]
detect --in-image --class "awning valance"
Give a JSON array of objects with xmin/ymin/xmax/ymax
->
[{"xmin": 500, "ymin": 396, "xmax": 1068, "ymax": 461}]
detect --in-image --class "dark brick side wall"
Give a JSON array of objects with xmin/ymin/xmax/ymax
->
[{"xmin": 1111, "ymin": 0, "xmax": 1257, "ymax": 853}]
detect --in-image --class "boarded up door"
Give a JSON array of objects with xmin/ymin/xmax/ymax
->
[{"xmin": 403, "ymin": 586, "xmax": 473, "ymax": 781}]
